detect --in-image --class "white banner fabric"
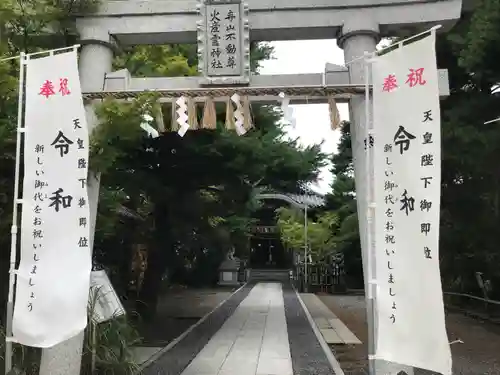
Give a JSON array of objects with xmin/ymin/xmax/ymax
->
[
  {"xmin": 372, "ymin": 33, "xmax": 452, "ymax": 374},
  {"xmin": 13, "ymin": 50, "xmax": 91, "ymax": 348}
]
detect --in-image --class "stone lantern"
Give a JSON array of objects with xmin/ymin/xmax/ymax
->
[{"xmin": 218, "ymin": 248, "xmax": 241, "ymax": 287}]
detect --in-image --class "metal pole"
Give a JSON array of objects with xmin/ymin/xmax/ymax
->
[
  {"xmin": 304, "ymin": 204, "xmax": 308, "ymax": 293},
  {"xmin": 363, "ymin": 52, "xmax": 377, "ymax": 375},
  {"xmin": 91, "ymin": 320, "xmax": 96, "ymax": 374},
  {"xmin": 5, "ymin": 52, "xmax": 26, "ymax": 374}
]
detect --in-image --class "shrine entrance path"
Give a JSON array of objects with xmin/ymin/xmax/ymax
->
[
  {"xmin": 181, "ymin": 283, "xmax": 292, "ymax": 375},
  {"xmin": 141, "ymin": 282, "xmax": 342, "ymax": 375}
]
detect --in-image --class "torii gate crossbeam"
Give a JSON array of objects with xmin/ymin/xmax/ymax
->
[{"xmin": 77, "ymin": 0, "xmax": 464, "ymax": 45}]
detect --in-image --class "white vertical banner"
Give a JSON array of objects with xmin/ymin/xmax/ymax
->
[
  {"xmin": 372, "ymin": 32, "xmax": 452, "ymax": 374},
  {"xmin": 13, "ymin": 50, "xmax": 91, "ymax": 347}
]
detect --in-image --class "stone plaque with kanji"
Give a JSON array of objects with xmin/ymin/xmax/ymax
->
[{"xmin": 197, "ymin": 0, "xmax": 250, "ymax": 85}]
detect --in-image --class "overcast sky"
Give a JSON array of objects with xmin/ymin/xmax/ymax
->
[{"xmin": 259, "ymin": 40, "xmax": 349, "ymax": 195}]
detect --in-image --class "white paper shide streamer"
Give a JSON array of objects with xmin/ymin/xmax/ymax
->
[
  {"xmin": 372, "ymin": 31, "xmax": 451, "ymax": 375},
  {"xmin": 231, "ymin": 93, "xmax": 246, "ymax": 136},
  {"xmin": 176, "ymin": 96, "xmax": 189, "ymax": 137},
  {"xmin": 279, "ymin": 92, "xmax": 296, "ymax": 128},
  {"xmin": 140, "ymin": 114, "xmax": 159, "ymax": 139},
  {"xmin": 12, "ymin": 50, "xmax": 91, "ymax": 347}
]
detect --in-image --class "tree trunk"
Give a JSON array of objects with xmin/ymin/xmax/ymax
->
[
  {"xmin": 136, "ymin": 246, "xmax": 169, "ymax": 321},
  {"xmin": 136, "ymin": 203, "xmax": 171, "ymax": 321},
  {"xmin": 120, "ymin": 240, "xmax": 133, "ymax": 303}
]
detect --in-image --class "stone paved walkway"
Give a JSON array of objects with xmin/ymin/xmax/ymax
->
[{"xmin": 181, "ymin": 283, "xmax": 293, "ymax": 375}]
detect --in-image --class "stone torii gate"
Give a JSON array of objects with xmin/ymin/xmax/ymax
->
[{"xmin": 38, "ymin": 0, "xmax": 465, "ymax": 374}]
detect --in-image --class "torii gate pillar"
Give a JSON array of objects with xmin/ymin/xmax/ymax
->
[{"xmin": 337, "ymin": 15, "xmax": 379, "ymax": 293}]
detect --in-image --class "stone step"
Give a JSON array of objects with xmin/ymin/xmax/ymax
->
[
  {"xmin": 300, "ymin": 293, "xmax": 362, "ymax": 345},
  {"xmin": 249, "ymin": 269, "xmax": 290, "ymax": 282}
]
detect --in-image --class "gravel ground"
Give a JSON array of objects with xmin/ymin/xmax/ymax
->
[
  {"xmin": 319, "ymin": 294, "xmax": 500, "ymax": 375},
  {"xmin": 141, "ymin": 284, "xmax": 253, "ymax": 375},
  {"xmin": 282, "ymin": 283, "xmax": 336, "ymax": 375}
]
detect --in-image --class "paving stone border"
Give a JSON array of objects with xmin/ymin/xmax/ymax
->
[
  {"xmin": 141, "ymin": 283, "xmax": 254, "ymax": 375},
  {"xmin": 282, "ymin": 282, "xmax": 337, "ymax": 375}
]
